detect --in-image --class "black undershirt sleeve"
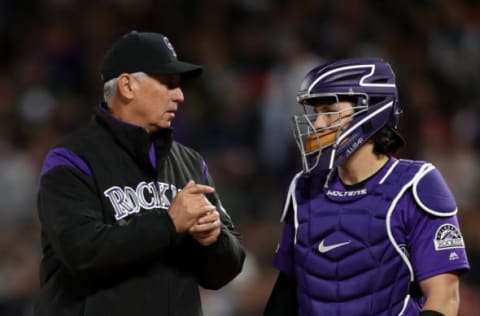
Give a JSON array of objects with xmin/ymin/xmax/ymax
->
[
  {"xmin": 264, "ymin": 271, "xmax": 297, "ymax": 316},
  {"xmin": 419, "ymin": 311, "xmax": 445, "ymax": 316}
]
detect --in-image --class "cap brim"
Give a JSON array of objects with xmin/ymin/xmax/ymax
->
[{"xmin": 148, "ymin": 61, "xmax": 203, "ymax": 79}]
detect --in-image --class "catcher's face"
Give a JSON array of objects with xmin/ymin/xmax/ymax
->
[
  {"xmin": 302, "ymin": 99, "xmax": 354, "ymax": 151},
  {"xmin": 131, "ymin": 74, "xmax": 184, "ymax": 132},
  {"xmin": 312, "ymin": 99, "xmax": 354, "ymax": 130}
]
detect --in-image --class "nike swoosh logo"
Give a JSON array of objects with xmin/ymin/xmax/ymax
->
[{"xmin": 318, "ymin": 239, "xmax": 351, "ymax": 253}]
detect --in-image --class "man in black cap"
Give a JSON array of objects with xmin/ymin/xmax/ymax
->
[{"xmin": 35, "ymin": 31, "xmax": 245, "ymax": 316}]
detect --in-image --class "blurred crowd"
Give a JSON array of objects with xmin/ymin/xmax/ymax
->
[{"xmin": 0, "ymin": 0, "xmax": 479, "ymax": 315}]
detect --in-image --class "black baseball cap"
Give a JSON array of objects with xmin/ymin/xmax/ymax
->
[{"xmin": 101, "ymin": 31, "xmax": 203, "ymax": 82}]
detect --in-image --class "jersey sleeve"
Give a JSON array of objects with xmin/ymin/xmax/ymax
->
[{"xmin": 406, "ymin": 196, "xmax": 470, "ymax": 282}]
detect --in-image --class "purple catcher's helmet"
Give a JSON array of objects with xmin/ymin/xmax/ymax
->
[{"xmin": 292, "ymin": 57, "xmax": 403, "ymax": 172}]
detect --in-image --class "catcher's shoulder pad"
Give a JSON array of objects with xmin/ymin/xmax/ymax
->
[{"xmin": 412, "ymin": 164, "xmax": 457, "ymax": 217}]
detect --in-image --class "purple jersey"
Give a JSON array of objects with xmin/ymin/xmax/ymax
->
[{"xmin": 274, "ymin": 158, "xmax": 469, "ymax": 315}]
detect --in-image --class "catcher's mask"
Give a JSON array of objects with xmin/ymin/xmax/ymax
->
[{"xmin": 292, "ymin": 57, "xmax": 402, "ymax": 173}]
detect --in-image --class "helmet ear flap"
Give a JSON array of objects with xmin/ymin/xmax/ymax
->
[{"xmin": 362, "ymin": 121, "xmax": 373, "ymax": 133}]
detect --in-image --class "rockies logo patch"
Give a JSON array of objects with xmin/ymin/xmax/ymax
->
[{"xmin": 434, "ymin": 224, "xmax": 465, "ymax": 251}]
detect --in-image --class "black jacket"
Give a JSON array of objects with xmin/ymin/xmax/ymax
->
[{"xmin": 35, "ymin": 105, "xmax": 245, "ymax": 316}]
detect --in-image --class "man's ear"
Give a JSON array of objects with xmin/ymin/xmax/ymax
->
[{"xmin": 117, "ymin": 73, "xmax": 136, "ymax": 100}]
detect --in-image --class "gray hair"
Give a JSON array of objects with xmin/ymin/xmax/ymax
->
[{"xmin": 103, "ymin": 72, "xmax": 149, "ymax": 103}]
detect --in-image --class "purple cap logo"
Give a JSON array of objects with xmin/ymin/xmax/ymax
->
[{"xmin": 163, "ymin": 36, "xmax": 177, "ymax": 58}]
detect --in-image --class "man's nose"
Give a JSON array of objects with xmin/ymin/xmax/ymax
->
[
  {"xmin": 171, "ymin": 87, "xmax": 184, "ymax": 102},
  {"xmin": 314, "ymin": 114, "xmax": 328, "ymax": 129}
]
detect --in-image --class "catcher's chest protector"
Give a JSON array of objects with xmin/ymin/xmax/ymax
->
[{"xmin": 292, "ymin": 160, "xmax": 425, "ymax": 316}]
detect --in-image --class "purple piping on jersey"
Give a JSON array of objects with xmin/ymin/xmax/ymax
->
[
  {"xmin": 149, "ymin": 144, "xmax": 156, "ymax": 168},
  {"xmin": 40, "ymin": 147, "xmax": 92, "ymax": 177},
  {"xmin": 201, "ymin": 159, "xmax": 208, "ymax": 181}
]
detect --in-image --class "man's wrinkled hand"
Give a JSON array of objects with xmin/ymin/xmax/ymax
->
[
  {"xmin": 189, "ymin": 210, "xmax": 221, "ymax": 246},
  {"xmin": 168, "ymin": 180, "xmax": 216, "ymax": 233}
]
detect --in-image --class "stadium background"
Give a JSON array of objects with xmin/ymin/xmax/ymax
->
[{"xmin": 0, "ymin": 0, "xmax": 479, "ymax": 315}]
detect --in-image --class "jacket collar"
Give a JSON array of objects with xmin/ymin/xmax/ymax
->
[{"xmin": 94, "ymin": 103, "xmax": 173, "ymax": 170}]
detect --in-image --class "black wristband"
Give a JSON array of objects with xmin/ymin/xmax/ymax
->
[{"xmin": 419, "ymin": 311, "xmax": 445, "ymax": 316}]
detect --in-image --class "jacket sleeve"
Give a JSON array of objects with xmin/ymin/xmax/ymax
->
[
  {"xmin": 38, "ymin": 164, "xmax": 178, "ymax": 277},
  {"xmin": 192, "ymin": 172, "xmax": 246, "ymax": 290}
]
